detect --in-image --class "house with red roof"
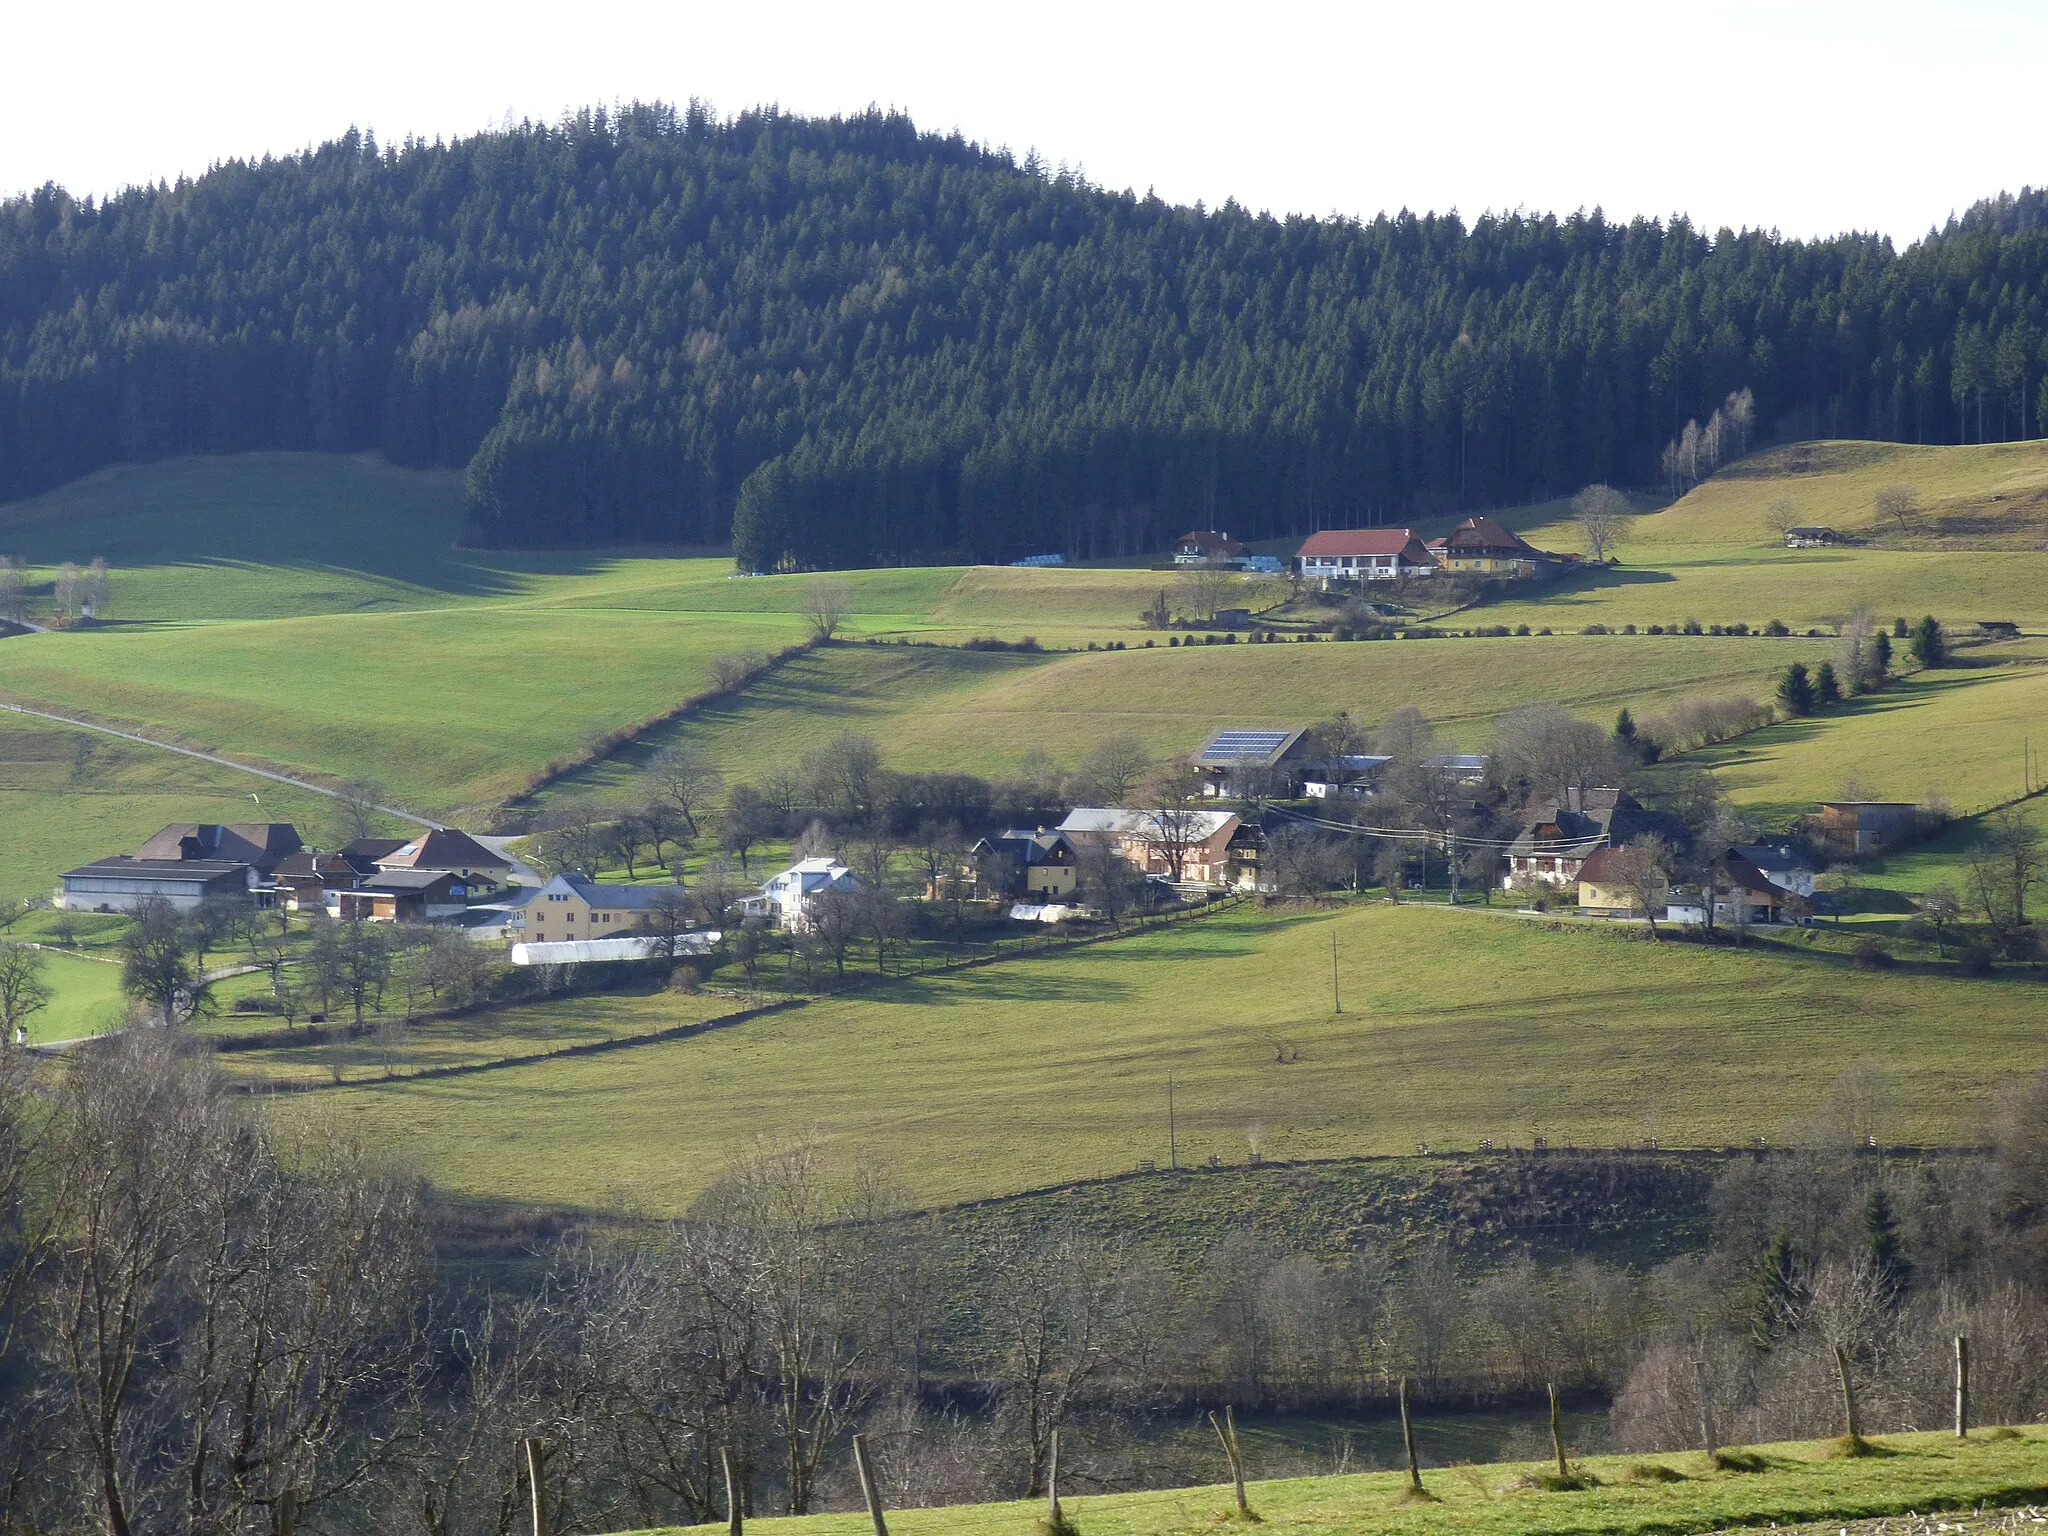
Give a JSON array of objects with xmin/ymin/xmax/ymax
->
[{"xmin": 1296, "ymin": 529, "xmax": 1439, "ymax": 587}]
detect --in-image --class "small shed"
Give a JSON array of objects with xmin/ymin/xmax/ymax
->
[{"xmin": 1784, "ymin": 527, "xmax": 1843, "ymax": 548}]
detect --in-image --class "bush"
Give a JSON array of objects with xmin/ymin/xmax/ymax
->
[
  {"xmin": 1515, "ymin": 624, "xmax": 1531, "ymax": 636},
  {"xmin": 1682, "ymin": 618, "xmax": 1703, "ymax": 635},
  {"xmin": 1729, "ymin": 621, "xmax": 1750, "ymax": 636},
  {"xmin": 1851, "ymin": 937, "xmax": 1895, "ymax": 969},
  {"xmin": 1764, "ymin": 618, "xmax": 1790, "ymax": 636},
  {"xmin": 1581, "ymin": 623, "xmax": 1610, "ymax": 635},
  {"xmin": 1958, "ymin": 942, "xmax": 1997, "ymax": 975},
  {"xmin": 1621, "ymin": 623, "xmax": 1637, "ymax": 635},
  {"xmin": 1646, "ymin": 624, "xmax": 1665, "ymax": 635}
]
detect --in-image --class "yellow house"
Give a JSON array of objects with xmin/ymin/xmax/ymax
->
[
  {"xmin": 1576, "ymin": 846, "xmax": 1667, "ymax": 918},
  {"xmin": 520, "ymin": 873, "xmax": 678, "ymax": 944},
  {"xmin": 1428, "ymin": 515, "xmax": 1555, "ymax": 577}
]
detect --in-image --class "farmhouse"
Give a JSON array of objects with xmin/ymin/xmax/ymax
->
[
  {"xmin": 1729, "ymin": 843, "xmax": 1817, "ymax": 897},
  {"xmin": 1576, "ymin": 846, "xmax": 1665, "ymax": 918},
  {"xmin": 1784, "ymin": 526, "xmax": 1843, "ymax": 548},
  {"xmin": 272, "ymin": 850, "xmax": 360, "ymax": 911},
  {"xmin": 1190, "ymin": 726, "xmax": 1313, "ymax": 797},
  {"xmin": 137, "ymin": 821, "xmax": 302, "ymax": 874},
  {"xmin": 1817, "ymin": 801, "xmax": 1920, "ymax": 856},
  {"xmin": 374, "ymin": 827, "xmax": 514, "ymax": 892},
  {"xmin": 739, "ymin": 857, "xmax": 866, "ymax": 930},
  {"xmin": 1425, "ymin": 516, "xmax": 1561, "ymax": 578},
  {"xmin": 339, "ymin": 837, "xmax": 410, "ymax": 877},
  {"xmin": 1301, "ymin": 753, "xmax": 1391, "ymax": 799},
  {"xmin": 968, "ymin": 829, "xmax": 1080, "ymax": 900},
  {"xmin": 521, "ymin": 872, "xmax": 683, "ymax": 943},
  {"xmin": 1504, "ymin": 787, "xmax": 1688, "ymax": 889},
  {"xmin": 57, "ymin": 857, "xmax": 257, "ymax": 913},
  {"xmin": 1296, "ymin": 529, "xmax": 1438, "ymax": 586},
  {"xmin": 1173, "ymin": 530, "xmax": 1246, "ymax": 564},
  {"xmin": 1058, "ymin": 807, "xmax": 1242, "ymax": 886}
]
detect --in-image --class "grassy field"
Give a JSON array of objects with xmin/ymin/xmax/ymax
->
[
  {"xmin": 0, "ymin": 708, "xmax": 344, "ymax": 904},
  {"xmin": 24, "ymin": 949, "xmax": 125, "ymax": 1043},
  {"xmin": 283, "ymin": 901, "xmax": 2048, "ymax": 1216},
  {"xmin": 616, "ymin": 1430, "xmax": 2048, "ymax": 1536}
]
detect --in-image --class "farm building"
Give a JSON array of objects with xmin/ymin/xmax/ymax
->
[
  {"xmin": 1190, "ymin": 726, "xmax": 1314, "ymax": 797},
  {"xmin": 1058, "ymin": 807, "xmax": 1242, "ymax": 887},
  {"xmin": 1784, "ymin": 526, "xmax": 1843, "ymax": 548},
  {"xmin": 1425, "ymin": 516, "xmax": 1564, "ymax": 578},
  {"xmin": 1575, "ymin": 847, "xmax": 1666, "ymax": 918},
  {"xmin": 1297, "ymin": 529, "xmax": 1438, "ymax": 586},
  {"xmin": 1505, "ymin": 787, "xmax": 1688, "ymax": 890},
  {"xmin": 373, "ymin": 827, "xmax": 514, "ymax": 891},
  {"xmin": 1817, "ymin": 801, "xmax": 1920, "ymax": 856},
  {"xmin": 1173, "ymin": 530, "xmax": 1246, "ymax": 564},
  {"xmin": 272, "ymin": 850, "xmax": 360, "ymax": 911},
  {"xmin": 136, "ymin": 821, "xmax": 302, "ymax": 874},
  {"xmin": 968, "ymin": 829, "xmax": 1081, "ymax": 900},
  {"xmin": 331, "ymin": 870, "xmax": 471, "ymax": 922},
  {"xmin": 1729, "ymin": 843, "xmax": 1818, "ymax": 896},
  {"xmin": 57, "ymin": 857, "xmax": 259, "ymax": 913},
  {"xmin": 520, "ymin": 873, "xmax": 686, "ymax": 942}
]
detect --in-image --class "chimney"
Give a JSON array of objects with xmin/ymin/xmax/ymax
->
[{"xmin": 1565, "ymin": 786, "xmax": 1585, "ymax": 813}]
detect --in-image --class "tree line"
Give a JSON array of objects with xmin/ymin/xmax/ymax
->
[
  {"xmin": 7, "ymin": 106, "xmax": 2048, "ymax": 565},
  {"xmin": 5, "ymin": 1036, "xmax": 2048, "ymax": 1533}
]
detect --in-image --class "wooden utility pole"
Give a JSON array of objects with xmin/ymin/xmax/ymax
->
[
  {"xmin": 1399, "ymin": 1376, "xmax": 1423, "ymax": 1493},
  {"xmin": 1331, "ymin": 931, "xmax": 1342, "ymax": 1014},
  {"xmin": 1955, "ymin": 1336, "xmax": 1970, "ymax": 1439},
  {"xmin": 276, "ymin": 1488, "xmax": 297, "ymax": 1536},
  {"xmin": 1833, "ymin": 1345, "xmax": 1861, "ymax": 1442},
  {"xmin": 523, "ymin": 1438, "xmax": 549, "ymax": 1536},
  {"xmin": 1547, "ymin": 1383, "xmax": 1568, "ymax": 1479},
  {"xmin": 852, "ymin": 1434, "xmax": 889, "ymax": 1536},
  {"xmin": 722, "ymin": 1446, "xmax": 744, "ymax": 1536}
]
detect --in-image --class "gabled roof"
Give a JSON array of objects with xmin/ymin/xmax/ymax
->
[
  {"xmin": 1440, "ymin": 515, "xmax": 1540, "ymax": 555},
  {"xmin": 357, "ymin": 869, "xmax": 465, "ymax": 893},
  {"xmin": 1057, "ymin": 808, "xmax": 1239, "ymax": 841},
  {"xmin": 1722, "ymin": 853, "xmax": 1787, "ymax": 898},
  {"xmin": 377, "ymin": 828, "xmax": 511, "ymax": 871},
  {"xmin": 1175, "ymin": 530, "xmax": 1245, "ymax": 556},
  {"xmin": 1298, "ymin": 529, "xmax": 1434, "ymax": 560},
  {"xmin": 339, "ymin": 838, "xmax": 409, "ymax": 876},
  {"xmin": 1730, "ymin": 844, "xmax": 1815, "ymax": 875},
  {"xmin": 536, "ymin": 873, "xmax": 682, "ymax": 910},
  {"xmin": 1192, "ymin": 727, "xmax": 1308, "ymax": 769},
  {"xmin": 1576, "ymin": 847, "xmax": 1649, "ymax": 885},
  {"xmin": 274, "ymin": 851, "xmax": 358, "ymax": 881},
  {"xmin": 974, "ymin": 830, "xmax": 1078, "ymax": 866},
  {"xmin": 136, "ymin": 822, "xmax": 302, "ymax": 867},
  {"xmin": 1509, "ymin": 789, "xmax": 1687, "ymax": 861}
]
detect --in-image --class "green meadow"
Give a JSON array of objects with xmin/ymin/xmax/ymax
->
[
  {"xmin": 280, "ymin": 901, "xmax": 2048, "ymax": 1216},
  {"xmin": 615, "ymin": 1430, "xmax": 2048, "ymax": 1536}
]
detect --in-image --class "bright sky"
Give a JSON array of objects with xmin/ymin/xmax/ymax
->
[{"xmin": 7, "ymin": 0, "xmax": 2041, "ymax": 244}]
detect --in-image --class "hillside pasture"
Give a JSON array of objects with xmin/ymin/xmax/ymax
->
[
  {"xmin": 613, "ymin": 1431, "xmax": 2048, "ymax": 1536},
  {"xmin": 292, "ymin": 902, "xmax": 2048, "ymax": 1216}
]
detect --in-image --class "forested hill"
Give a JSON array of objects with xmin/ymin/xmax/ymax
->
[{"xmin": 3, "ymin": 102, "xmax": 2046, "ymax": 567}]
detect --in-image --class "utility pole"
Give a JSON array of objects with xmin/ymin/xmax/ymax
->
[
  {"xmin": 1331, "ymin": 930, "xmax": 1342, "ymax": 1014},
  {"xmin": 1168, "ymin": 1075, "xmax": 1178, "ymax": 1170},
  {"xmin": 1447, "ymin": 826, "xmax": 1459, "ymax": 906}
]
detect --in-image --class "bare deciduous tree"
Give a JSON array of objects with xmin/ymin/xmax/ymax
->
[
  {"xmin": 1874, "ymin": 483, "xmax": 1919, "ymax": 534},
  {"xmin": 1177, "ymin": 562, "xmax": 1240, "ymax": 625},
  {"xmin": 333, "ymin": 778, "xmax": 389, "ymax": 845},
  {"xmin": 1765, "ymin": 499, "xmax": 1799, "ymax": 541},
  {"xmin": 0, "ymin": 941, "xmax": 52, "ymax": 1044},
  {"xmin": 1076, "ymin": 734, "xmax": 1153, "ymax": 807},
  {"xmin": 798, "ymin": 579, "xmax": 855, "ymax": 641},
  {"xmin": 1572, "ymin": 483, "xmax": 1632, "ymax": 563},
  {"xmin": 647, "ymin": 743, "xmax": 725, "ymax": 837}
]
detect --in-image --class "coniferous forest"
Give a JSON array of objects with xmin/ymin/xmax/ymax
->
[{"xmin": 4, "ymin": 102, "xmax": 2048, "ymax": 567}]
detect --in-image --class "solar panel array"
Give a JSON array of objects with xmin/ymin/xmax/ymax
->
[{"xmin": 1200, "ymin": 729, "xmax": 1294, "ymax": 763}]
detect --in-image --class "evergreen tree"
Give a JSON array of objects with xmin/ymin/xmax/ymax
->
[
  {"xmin": 1752, "ymin": 1229, "xmax": 1801, "ymax": 1349},
  {"xmin": 1871, "ymin": 630, "xmax": 1892, "ymax": 682},
  {"xmin": 1614, "ymin": 707, "xmax": 1637, "ymax": 745},
  {"xmin": 1777, "ymin": 662, "xmax": 1815, "ymax": 716},
  {"xmin": 1911, "ymin": 615, "xmax": 1948, "ymax": 667},
  {"xmin": 1864, "ymin": 1184, "xmax": 1911, "ymax": 1300},
  {"xmin": 1814, "ymin": 661, "xmax": 1843, "ymax": 705}
]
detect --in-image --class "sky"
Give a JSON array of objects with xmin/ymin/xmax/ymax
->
[{"xmin": 6, "ymin": 0, "xmax": 2042, "ymax": 245}]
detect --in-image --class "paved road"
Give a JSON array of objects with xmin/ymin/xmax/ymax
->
[{"xmin": 0, "ymin": 701, "xmax": 441, "ymax": 830}]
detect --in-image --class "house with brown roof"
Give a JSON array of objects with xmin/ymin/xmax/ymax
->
[
  {"xmin": 136, "ymin": 822, "xmax": 303, "ymax": 874},
  {"xmin": 1576, "ymin": 846, "xmax": 1667, "ymax": 918},
  {"xmin": 374, "ymin": 828, "xmax": 513, "ymax": 892},
  {"xmin": 1425, "ymin": 517, "xmax": 1563, "ymax": 578},
  {"xmin": 1297, "ymin": 529, "xmax": 1439, "ymax": 587},
  {"xmin": 272, "ymin": 850, "xmax": 361, "ymax": 912},
  {"xmin": 1816, "ymin": 801, "xmax": 1921, "ymax": 857},
  {"xmin": 1504, "ymin": 787, "xmax": 1689, "ymax": 890},
  {"xmin": 1173, "ymin": 530, "xmax": 1248, "ymax": 565}
]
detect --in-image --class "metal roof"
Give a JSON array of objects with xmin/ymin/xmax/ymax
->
[{"xmin": 1192, "ymin": 727, "xmax": 1306, "ymax": 768}]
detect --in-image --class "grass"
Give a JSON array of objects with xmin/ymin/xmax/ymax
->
[
  {"xmin": 23, "ymin": 949, "xmax": 125, "ymax": 1043},
  {"xmin": 0, "ymin": 708, "xmax": 344, "ymax": 904},
  {"xmin": 609, "ymin": 1429, "xmax": 2048, "ymax": 1536},
  {"xmin": 282, "ymin": 901, "xmax": 2048, "ymax": 1216}
]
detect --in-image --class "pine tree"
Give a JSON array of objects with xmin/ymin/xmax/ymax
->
[
  {"xmin": 1911, "ymin": 616, "xmax": 1947, "ymax": 667},
  {"xmin": 1614, "ymin": 707, "xmax": 1637, "ymax": 744},
  {"xmin": 1814, "ymin": 661, "xmax": 1842, "ymax": 705},
  {"xmin": 1752, "ymin": 1229, "xmax": 1800, "ymax": 1349},
  {"xmin": 1777, "ymin": 662, "xmax": 1815, "ymax": 716},
  {"xmin": 1864, "ymin": 1184, "xmax": 1910, "ymax": 1300},
  {"xmin": 1871, "ymin": 631, "xmax": 1891, "ymax": 683}
]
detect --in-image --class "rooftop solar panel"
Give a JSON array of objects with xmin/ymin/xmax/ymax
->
[{"xmin": 1199, "ymin": 728, "xmax": 1294, "ymax": 762}]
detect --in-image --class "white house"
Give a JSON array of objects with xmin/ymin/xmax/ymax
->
[
  {"xmin": 1729, "ymin": 844, "xmax": 1817, "ymax": 897},
  {"xmin": 740, "ymin": 857, "xmax": 866, "ymax": 929},
  {"xmin": 1297, "ymin": 529, "xmax": 1439, "ymax": 586}
]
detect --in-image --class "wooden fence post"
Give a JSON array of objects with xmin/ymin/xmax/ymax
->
[
  {"xmin": 275, "ymin": 1487, "xmax": 297, "ymax": 1536},
  {"xmin": 1208, "ymin": 1406, "xmax": 1254, "ymax": 1519},
  {"xmin": 1547, "ymin": 1382, "xmax": 1568, "ymax": 1479},
  {"xmin": 1046, "ymin": 1427, "xmax": 1063, "ymax": 1527},
  {"xmin": 1955, "ymin": 1335, "xmax": 1970, "ymax": 1439},
  {"xmin": 1833, "ymin": 1345, "xmax": 1861, "ymax": 1442},
  {"xmin": 1399, "ymin": 1376, "xmax": 1423, "ymax": 1493},
  {"xmin": 1693, "ymin": 1355, "xmax": 1717, "ymax": 1457},
  {"xmin": 722, "ymin": 1445, "xmax": 743, "ymax": 1536},
  {"xmin": 523, "ymin": 1437, "xmax": 548, "ymax": 1536},
  {"xmin": 852, "ymin": 1433, "xmax": 888, "ymax": 1536}
]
